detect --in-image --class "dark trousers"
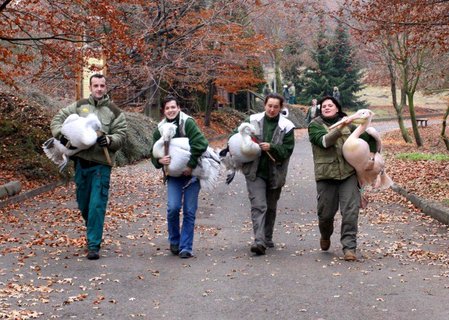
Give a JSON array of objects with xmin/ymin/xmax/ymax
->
[
  {"xmin": 74, "ymin": 160, "xmax": 111, "ymax": 251},
  {"xmin": 316, "ymin": 174, "xmax": 360, "ymax": 252},
  {"xmin": 245, "ymin": 177, "xmax": 282, "ymax": 247}
]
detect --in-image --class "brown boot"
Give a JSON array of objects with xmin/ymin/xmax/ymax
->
[
  {"xmin": 344, "ymin": 250, "xmax": 357, "ymax": 261},
  {"xmin": 320, "ymin": 238, "xmax": 331, "ymax": 251}
]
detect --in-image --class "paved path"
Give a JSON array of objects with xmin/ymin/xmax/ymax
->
[{"xmin": 1, "ymin": 125, "xmax": 448, "ymax": 320}]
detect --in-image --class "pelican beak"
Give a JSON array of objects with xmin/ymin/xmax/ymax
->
[{"xmin": 329, "ymin": 118, "xmax": 348, "ymax": 130}]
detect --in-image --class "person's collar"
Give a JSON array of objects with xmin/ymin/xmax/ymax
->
[
  {"xmin": 89, "ymin": 94, "xmax": 108, "ymax": 106},
  {"xmin": 166, "ymin": 112, "xmax": 180, "ymax": 123},
  {"xmin": 321, "ymin": 115, "xmax": 341, "ymax": 125},
  {"xmin": 265, "ymin": 113, "xmax": 280, "ymax": 122}
]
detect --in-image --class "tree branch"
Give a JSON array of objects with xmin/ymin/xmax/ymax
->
[
  {"xmin": 0, "ymin": 0, "xmax": 13, "ymax": 12},
  {"xmin": 0, "ymin": 34, "xmax": 97, "ymax": 43}
]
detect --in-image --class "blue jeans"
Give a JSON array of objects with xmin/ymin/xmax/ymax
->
[{"xmin": 166, "ymin": 176, "xmax": 200, "ymax": 254}]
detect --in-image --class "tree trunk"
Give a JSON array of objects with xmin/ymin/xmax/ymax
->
[
  {"xmin": 205, "ymin": 80, "xmax": 215, "ymax": 127},
  {"xmin": 274, "ymin": 49, "xmax": 282, "ymax": 94},
  {"xmin": 387, "ymin": 59, "xmax": 412, "ymax": 143},
  {"xmin": 143, "ymin": 80, "xmax": 161, "ymax": 119},
  {"xmin": 407, "ymin": 92, "xmax": 423, "ymax": 147},
  {"xmin": 397, "ymin": 89, "xmax": 411, "ymax": 143},
  {"xmin": 441, "ymin": 105, "xmax": 449, "ymax": 151}
]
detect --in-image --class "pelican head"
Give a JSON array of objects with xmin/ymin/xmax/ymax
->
[
  {"xmin": 348, "ymin": 109, "xmax": 374, "ymax": 124},
  {"xmin": 159, "ymin": 123, "xmax": 177, "ymax": 142},
  {"xmin": 329, "ymin": 109, "xmax": 375, "ymax": 130},
  {"xmin": 85, "ymin": 113, "xmax": 102, "ymax": 131},
  {"xmin": 238, "ymin": 123, "xmax": 256, "ymax": 136}
]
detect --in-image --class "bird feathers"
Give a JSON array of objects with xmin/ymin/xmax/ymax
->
[
  {"xmin": 341, "ymin": 109, "xmax": 393, "ymax": 191},
  {"xmin": 152, "ymin": 123, "xmax": 221, "ymax": 191},
  {"xmin": 220, "ymin": 122, "xmax": 261, "ymax": 184},
  {"xmin": 43, "ymin": 113, "xmax": 102, "ymax": 171}
]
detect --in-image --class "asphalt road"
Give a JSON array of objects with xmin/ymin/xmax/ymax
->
[{"xmin": 1, "ymin": 124, "xmax": 448, "ymax": 320}]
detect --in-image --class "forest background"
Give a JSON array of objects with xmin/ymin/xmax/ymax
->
[{"xmin": 0, "ymin": 0, "xmax": 448, "ymax": 209}]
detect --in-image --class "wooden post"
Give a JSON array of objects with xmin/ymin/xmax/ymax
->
[{"xmin": 75, "ymin": 67, "xmax": 82, "ymax": 101}]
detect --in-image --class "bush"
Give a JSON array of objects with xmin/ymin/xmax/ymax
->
[{"xmin": 115, "ymin": 112, "xmax": 158, "ymax": 166}]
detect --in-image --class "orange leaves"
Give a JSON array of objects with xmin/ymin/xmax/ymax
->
[
  {"xmin": 0, "ymin": 0, "xmax": 129, "ymax": 86},
  {"xmin": 63, "ymin": 293, "xmax": 88, "ymax": 304}
]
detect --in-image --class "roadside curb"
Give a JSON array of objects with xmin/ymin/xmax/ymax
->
[
  {"xmin": 391, "ymin": 184, "xmax": 449, "ymax": 225},
  {"xmin": 0, "ymin": 181, "xmax": 65, "ymax": 209}
]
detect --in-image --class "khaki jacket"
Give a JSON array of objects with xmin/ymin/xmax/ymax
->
[{"xmin": 50, "ymin": 95, "xmax": 127, "ymax": 166}]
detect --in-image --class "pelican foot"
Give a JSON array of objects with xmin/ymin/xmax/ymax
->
[
  {"xmin": 360, "ymin": 193, "xmax": 369, "ymax": 209},
  {"xmin": 365, "ymin": 158, "xmax": 375, "ymax": 171}
]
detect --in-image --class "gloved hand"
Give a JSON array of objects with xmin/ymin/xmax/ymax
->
[
  {"xmin": 60, "ymin": 135, "xmax": 69, "ymax": 146},
  {"xmin": 60, "ymin": 135, "xmax": 77, "ymax": 150},
  {"xmin": 97, "ymin": 135, "xmax": 110, "ymax": 147}
]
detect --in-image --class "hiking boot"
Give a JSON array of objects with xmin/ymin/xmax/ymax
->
[
  {"xmin": 87, "ymin": 250, "xmax": 100, "ymax": 260},
  {"xmin": 344, "ymin": 250, "xmax": 357, "ymax": 261},
  {"xmin": 179, "ymin": 251, "xmax": 193, "ymax": 259},
  {"xmin": 170, "ymin": 244, "xmax": 180, "ymax": 255},
  {"xmin": 320, "ymin": 238, "xmax": 331, "ymax": 251},
  {"xmin": 250, "ymin": 243, "xmax": 266, "ymax": 256}
]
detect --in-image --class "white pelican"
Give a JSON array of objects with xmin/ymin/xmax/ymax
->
[
  {"xmin": 219, "ymin": 122, "xmax": 261, "ymax": 184},
  {"xmin": 152, "ymin": 122, "xmax": 221, "ymax": 191},
  {"xmin": 43, "ymin": 113, "xmax": 101, "ymax": 171}
]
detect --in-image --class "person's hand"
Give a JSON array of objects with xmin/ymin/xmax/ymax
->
[
  {"xmin": 259, "ymin": 142, "xmax": 271, "ymax": 151},
  {"xmin": 60, "ymin": 135, "xmax": 77, "ymax": 150},
  {"xmin": 97, "ymin": 135, "xmax": 110, "ymax": 147},
  {"xmin": 60, "ymin": 135, "xmax": 70, "ymax": 146},
  {"xmin": 341, "ymin": 116, "xmax": 352, "ymax": 126},
  {"xmin": 182, "ymin": 167, "xmax": 193, "ymax": 176},
  {"xmin": 158, "ymin": 155, "xmax": 171, "ymax": 165}
]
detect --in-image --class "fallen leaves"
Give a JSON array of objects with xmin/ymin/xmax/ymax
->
[{"xmin": 381, "ymin": 125, "xmax": 449, "ymax": 207}]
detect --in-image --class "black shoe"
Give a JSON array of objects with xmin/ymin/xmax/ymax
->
[
  {"xmin": 170, "ymin": 244, "xmax": 180, "ymax": 255},
  {"xmin": 87, "ymin": 250, "xmax": 100, "ymax": 260},
  {"xmin": 266, "ymin": 240, "xmax": 275, "ymax": 248},
  {"xmin": 179, "ymin": 251, "xmax": 193, "ymax": 259},
  {"xmin": 250, "ymin": 243, "xmax": 266, "ymax": 255}
]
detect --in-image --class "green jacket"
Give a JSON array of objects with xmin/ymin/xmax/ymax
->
[
  {"xmin": 237, "ymin": 112, "xmax": 295, "ymax": 189},
  {"xmin": 308, "ymin": 115, "xmax": 376, "ymax": 181},
  {"xmin": 150, "ymin": 111, "xmax": 208, "ymax": 170},
  {"xmin": 50, "ymin": 95, "xmax": 127, "ymax": 166}
]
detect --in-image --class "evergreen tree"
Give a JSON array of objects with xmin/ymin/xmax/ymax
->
[
  {"xmin": 281, "ymin": 40, "xmax": 305, "ymax": 101},
  {"xmin": 330, "ymin": 21, "xmax": 366, "ymax": 109},
  {"xmin": 299, "ymin": 21, "xmax": 366, "ymax": 109},
  {"xmin": 299, "ymin": 23, "xmax": 336, "ymax": 105}
]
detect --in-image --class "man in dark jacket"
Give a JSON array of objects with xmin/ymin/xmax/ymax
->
[{"xmin": 232, "ymin": 93, "xmax": 295, "ymax": 255}]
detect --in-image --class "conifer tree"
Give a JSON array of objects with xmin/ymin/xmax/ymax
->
[
  {"xmin": 299, "ymin": 21, "xmax": 366, "ymax": 109},
  {"xmin": 330, "ymin": 21, "xmax": 366, "ymax": 109},
  {"xmin": 299, "ymin": 24, "xmax": 336, "ymax": 105}
]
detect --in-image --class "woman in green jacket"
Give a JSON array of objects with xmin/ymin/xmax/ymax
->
[
  {"xmin": 150, "ymin": 96, "xmax": 208, "ymax": 259},
  {"xmin": 308, "ymin": 96, "xmax": 376, "ymax": 261}
]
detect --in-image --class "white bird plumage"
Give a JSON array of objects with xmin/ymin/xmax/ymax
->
[
  {"xmin": 42, "ymin": 113, "xmax": 102, "ymax": 171},
  {"xmin": 219, "ymin": 122, "xmax": 261, "ymax": 184},
  {"xmin": 152, "ymin": 122, "xmax": 221, "ymax": 191},
  {"xmin": 331, "ymin": 109, "xmax": 393, "ymax": 193}
]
